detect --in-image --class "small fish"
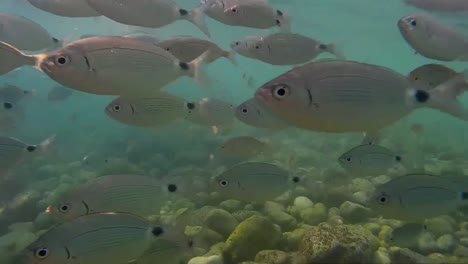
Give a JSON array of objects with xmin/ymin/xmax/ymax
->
[
  {"xmin": 0, "ymin": 36, "xmax": 208, "ymax": 96},
  {"xmin": 231, "ymin": 33, "xmax": 343, "ymax": 65},
  {"xmin": 158, "ymin": 35, "xmax": 235, "ymax": 64},
  {"xmin": 105, "ymin": 93, "xmax": 191, "ymax": 127},
  {"xmin": 26, "ymin": 0, "xmax": 100, "ymax": 17},
  {"xmin": 389, "ymin": 223, "xmax": 429, "ymax": 249},
  {"xmin": 369, "ymin": 173, "xmax": 468, "ymax": 221},
  {"xmin": 235, "ymin": 98, "xmax": 288, "ymax": 129},
  {"xmin": 0, "ymin": 13, "xmax": 61, "ymax": 51},
  {"xmin": 404, "ymin": 0, "xmax": 468, "ymax": 12},
  {"xmin": 211, "ymin": 162, "xmax": 298, "ymax": 201},
  {"xmin": 20, "ymin": 212, "xmax": 193, "ymax": 264},
  {"xmin": 47, "ymin": 86, "xmax": 73, "ymax": 102},
  {"xmin": 407, "ymin": 64, "xmax": 468, "ymax": 93},
  {"xmin": 201, "ymin": 0, "xmax": 290, "ymax": 31},
  {"xmin": 338, "ymin": 143, "xmax": 403, "ymax": 176},
  {"xmin": 0, "ymin": 84, "xmax": 32, "ymax": 103},
  {"xmin": 398, "ymin": 13, "xmax": 468, "ymax": 61},
  {"xmin": 85, "ymin": 0, "xmax": 210, "ymax": 36},
  {"xmin": 219, "ymin": 136, "xmax": 269, "ymax": 160},
  {"xmin": 254, "ymin": 60, "xmax": 468, "ymax": 137},
  {"xmin": 47, "ymin": 175, "xmax": 182, "ymax": 222},
  {"xmin": 185, "ymin": 98, "xmax": 235, "ymax": 128}
]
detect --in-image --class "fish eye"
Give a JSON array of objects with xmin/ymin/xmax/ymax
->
[
  {"xmin": 343, "ymin": 156, "xmax": 352, "ymax": 162},
  {"xmin": 218, "ymin": 180, "xmax": 229, "ymax": 187},
  {"xmin": 231, "ymin": 8, "xmax": 237, "ymax": 13},
  {"xmin": 59, "ymin": 204, "xmax": 70, "ymax": 213},
  {"xmin": 272, "ymin": 84, "xmax": 290, "ymax": 99},
  {"xmin": 255, "ymin": 45, "xmax": 260, "ymax": 49},
  {"xmin": 414, "ymin": 76, "xmax": 420, "ymax": 81},
  {"xmin": 377, "ymin": 194, "xmax": 389, "ymax": 205},
  {"xmin": 54, "ymin": 55, "xmax": 70, "ymax": 66},
  {"xmin": 165, "ymin": 48, "xmax": 170, "ymax": 51},
  {"xmin": 235, "ymin": 41, "xmax": 240, "ymax": 46},
  {"xmin": 241, "ymin": 107, "xmax": 248, "ymax": 114},
  {"xmin": 113, "ymin": 105, "xmax": 121, "ymax": 112},
  {"xmin": 34, "ymin": 248, "xmax": 49, "ymax": 259},
  {"xmin": 3, "ymin": 102, "xmax": 13, "ymax": 109},
  {"xmin": 409, "ymin": 18, "xmax": 417, "ymax": 27}
]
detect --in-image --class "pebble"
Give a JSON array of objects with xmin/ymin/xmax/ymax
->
[
  {"xmin": 437, "ymin": 234, "xmax": 457, "ymax": 253},
  {"xmin": 339, "ymin": 201, "xmax": 371, "ymax": 223},
  {"xmin": 188, "ymin": 255, "xmax": 224, "ymax": 264},
  {"xmin": 254, "ymin": 250, "xmax": 290, "ymax": 264},
  {"xmin": 266, "ymin": 210, "xmax": 297, "ymax": 231},
  {"xmin": 460, "ymin": 237, "xmax": 468, "ymax": 247},
  {"xmin": 426, "ymin": 216, "xmax": 456, "ymax": 237},
  {"xmin": 417, "ymin": 232, "xmax": 438, "ymax": 253},
  {"xmin": 300, "ymin": 203, "xmax": 327, "ymax": 225},
  {"xmin": 204, "ymin": 209, "xmax": 239, "ymax": 238},
  {"xmin": 219, "ymin": 199, "xmax": 243, "ymax": 212},
  {"xmin": 373, "ymin": 247, "xmax": 391, "ymax": 264}
]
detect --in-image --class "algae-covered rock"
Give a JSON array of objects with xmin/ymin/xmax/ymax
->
[
  {"xmin": 289, "ymin": 196, "xmax": 314, "ymax": 218},
  {"xmin": 223, "ymin": 215, "xmax": 282, "ymax": 264},
  {"xmin": 426, "ymin": 216, "xmax": 456, "ymax": 237},
  {"xmin": 188, "ymin": 255, "xmax": 223, "ymax": 264},
  {"xmin": 298, "ymin": 223, "xmax": 378, "ymax": 263},
  {"xmin": 339, "ymin": 201, "xmax": 371, "ymax": 223},
  {"xmin": 185, "ymin": 226, "xmax": 224, "ymax": 249},
  {"xmin": 205, "ymin": 209, "xmax": 239, "ymax": 238},
  {"xmin": 283, "ymin": 228, "xmax": 306, "ymax": 251},
  {"xmin": 219, "ymin": 199, "xmax": 243, "ymax": 212},
  {"xmin": 266, "ymin": 210, "xmax": 297, "ymax": 231},
  {"xmin": 299, "ymin": 203, "xmax": 327, "ymax": 225},
  {"xmin": 388, "ymin": 247, "xmax": 432, "ymax": 264},
  {"xmin": 254, "ymin": 250, "xmax": 290, "ymax": 264},
  {"xmin": 437, "ymin": 234, "xmax": 457, "ymax": 253},
  {"xmin": 232, "ymin": 210, "xmax": 261, "ymax": 222},
  {"xmin": 373, "ymin": 247, "xmax": 391, "ymax": 264}
]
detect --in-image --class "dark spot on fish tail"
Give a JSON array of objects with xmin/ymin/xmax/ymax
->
[
  {"xmin": 81, "ymin": 200, "xmax": 90, "ymax": 214},
  {"xmin": 276, "ymin": 19, "xmax": 281, "ymax": 25},
  {"xmin": 179, "ymin": 9, "xmax": 188, "ymax": 16},
  {"xmin": 167, "ymin": 184, "xmax": 177, "ymax": 192},
  {"xmin": 65, "ymin": 247, "xmax": 71, "ymax": 259},
  {"xmin": 3, "ymin": 102, "xmax": 13, "ymax": 109},
  {"xmin": 292, "ymin": 176, "xmax": 300, "ymax": 183},
  {"xmin": 414, "ymin": 90, "xmax": 430, "ymax": 103},
  {"xmin": 395, "ymin": 156, "xmax": 402, "ymax": 162},
  {"xmin": 152, "ymin": 226, "xmax": 164, "ymax": 236},
  {"xmin": 23, "ymin": 90, "xmax": 29, "ymax": 94},
  {"xmin": 187, "ymin": 102, "xmax": 195, "ymax": 110},
  {"xmin": 461, "ymin": 192, "xmax": 468, "ymax": 200},
  {"xmin": 52, "ymin": 37, "xmax": 59, "ymax": 43},
  {"xmin": 179, "ymin": 62, "xmax": 189, "ymax": 70},
  {"xmin": 319, "ymin": 44, "xmax": 327, "ymax": 50},
  {"xmin": 188, "ymin": 239, "xmax": 194, "ymax": 248},
  {"xmin": 276, "ymin": 10, "xmax": 283, "ymax": 16},
  {"xmin": 26, "ymin": 145, "xmax": 36, "ymax": 152}
]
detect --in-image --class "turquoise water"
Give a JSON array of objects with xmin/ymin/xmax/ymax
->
[{"xmin": 0, "ymin": 0, "xmax": 468, "ymax": 263}]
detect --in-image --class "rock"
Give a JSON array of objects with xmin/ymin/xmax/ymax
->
[
  {"xmin": 378, "ymin": 225, "xmax": 393, "ymax": 247},
  {"xmin": 188, "ymin": 255, "xmax": 224, "ymax": 264},
  {"xmin": 298, "ymin": 223, "xmax": 378, "ymax": 263},
  {"xmin": 364, "ymin": 223, "xmax": 381, "ymax": 236},
  {"xmin": 388, "ymin": 247, "xmax": 431, "ymax": 264},
  {"xmin": 339, "ymin": 201, "xmax": 371, "ymax": 223},
  {"xmin": 437, "ymin": 234, "xmax": 457, "ymax": 253},
  {"xmin": 352, "ymin": 191, "xmax": 369, "ymax": 204},
  {"xmin": 185, "ymin": 226, "xmax": 224, "ymax": 249},
  {"xmin": 205, "ymin": 209, "xmax": 239, "ymax": 238},
  {"xmin": 219, "ymin": 200, "xmax": 243, "ymax": 212},
  {"xmin": 223, "ymin": 216, "xmax": 282, "ymax": 264},
  {"xmin": 427, "ymin": 253, "xmax": 449, "ymax": 264},
  {"xmin": 460, "ymin": 237, "xmax": 468, "ymax": 247},
  {"xmin": 454, "ymin": 245, "xmax": 468, "ymax": 257},
  {"xmin": 417, "ymin": 232, "xmax": 438, "ymax": 253},
  {"xmin": 266, "ymin": 210, "xmax": 297, "ymax": 231},
  {"xmin": 254, "ymin": 250, "xmax": 290, "ymax": 264},
  {"xmin": 300, "ymin": 203, "xmax": 327, "ymax": 225},
  {"xmin": 289, "ymin": 196, "xmax": 314, "ymax": 217},
  {"xmin": 426, "ymin": 216, "xmax": 456, "ymax": 237},
  {"xmin": 283, "ymin": 228, "xmax": 306, "ymax": 250},
  {"xmin": 232, "ymin": 210, "xmax": 261, "ymax": 222},
  {"xmin": 327, "ymin": 207, "xmax": 344, "ymax": 225},
  {"xmin": 264, "ymin": 201, "xmax": 285, "ymax": 212},
  {"xmin": 373, "ymin": 247, "xmax": 391, "ymax": 264}
]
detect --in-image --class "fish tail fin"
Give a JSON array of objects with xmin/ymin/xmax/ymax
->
[
  {"xmin": 277, "ymin": 10, "xmax": 291, "ymax": 32},
  {"xmin": 38, "ymin": 134, "xmax": 57, "ymax": 153},
  {"xmin": 224, "ymin": 50, "xmax": 237, "ymax": 65},
  {"xmin": 0, "ymin": 41, "xmax": 37, "ymax": 75},
  {"xmin": 186, "ymin": 7, "xmax": 210, "ymax": 37},
  {"xmin": 425, "ymin": 70, "xmax": 468, "ymax": 121},
  {"xmin": 327, "ymin": 43, "xmax": 346, "ymax": 60},
  {"xmin": 187, "ymin": 50, "xmax": 212, "ymax": 89}
]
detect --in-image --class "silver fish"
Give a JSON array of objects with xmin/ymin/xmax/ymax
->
[
  {"xmin": 398, "ymin": 13, "xmax": 468, "ymax": 61},
  {"xmin": 185, "ymin": 97, "xmax": 235, "ymax": 127},
  {"xmin": 47, "ymin": 175, "xmax": 181, "ymax": 222},
  {"xmin": 0, "ymin": 36, "xmax": 208, "ymax": 96},
  {"xmin": 235, "ymin": 98, "xmax": 288, "ymax": 129},
  {"xmin": 47, "ymin": 86, "xmax": 73, "ymax": 102},
  {"xmin": 254, "ymin": 60, "xmax": 468, "ymax": 137},
  {"xmin": 26, "ymin": 0, "xmax": 100, "ymax": 17},
  {"xmin": 85, "ymin": 0, "xmax": 210, "ymax": 36},
  {"xmin": 201, "ymin": 0, "xmax": 290, "ymax": 31},
  {"xmin": 0, "ymin": 13, "xmax": 61, "ymax": 51},
  {"xmin": 219, "ymin": 136, "xmax": 269, "ymax": 160},
  {"xmin": 404, "ymin": 0, "xmax": 468, "ymax": 12},
  {"xmin": 0, "ymin": 84, "xmax": 32, "ymax": 103},
  {"xmin": 231, "ymin": 33, "xmax": 343, "ymax": 65},
  {"xmin": 338, "ymin": 143, "xmax": 403, "ymax": 176},
  {"xmin": 20, "ymin": 212, "xmax": 192, "ymax": 264},
  {"xmin": 125, "ymin": 33, "xmax": 161, "ymax": 46},
  {"xmin": 211, "ymin": 162, "xmax": 298, "ymax": 201},
  {"xmin": 105, "ymin": 93, "xmax": 191, "ymax": 127},
  {"xmin": 369, "ymin": 174, "xmax": 468, "ymax": 221},
  {"xmin": 158, "ymin": 35, "xmax": 235, "ymax": 64}
]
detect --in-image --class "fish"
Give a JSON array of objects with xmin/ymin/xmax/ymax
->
[
  {"xmin": 0, "ymin": 36, "xmax": 208, "ymax": 96},
  {"xmin": 235, "ymin": 98, "xmax": 288, "ymax": 129},
  {"xmin": 47, "ymin": 86, "xmax": 73, "ymax": 102},
  {"xmin": 231, "ymin": 33, "xmax": 343, "ymax": 65},
  {"xmin": 398, "ymin": 13, "xmax": 468, "ymax": 61},
  {"xmin": 185, "ymin": 98, "xmax": 236, "ymax": 129},
  {"xmin": 20, "ymin": 212, "xmax": 193, "ymax": 264},
  {"xmin": 105, "ymin": 93, "xmax": 191, "ymax": 127},
  {"xmin": 210, "ymin": 162, "xmax": 298, "ymax": 201},
  {"xmin": 0, "ymin": 13, "xmax": 61, "ymax": 51},
  {"xmin": 368, "ymin": 173, "xmax": 468, "ymax": 221},
  {"xmin": 85, "ymin": 0, "xmax": 210, "ymax": 37},
  {"xmin": 338, "ymin": 143, "xmax": 403, "ymax": 176},
  {"xmin": 0, "ymin": 84, "xmax": 32, "ymax": 103},
  {"xmin": 218, "ymin": 136, "xmax": 269, "ymax": 160},
  {"xmin": 201, "ymin": 0, "xmax": 290, "ymax": 31},
  {"xmin": 47, "ymin": 175, "xmax": 182, "ymax": 222},
  {"xmin": 254, "ymin": 60, "xmax": 468, "ymax": 137},
  {"xmin": 389, "ymin": 223, "xmax": 429, "ymax": 249},
  {"xmin": 124, "ymin": 33, "xmax": 161, "ymax": 46},
  {"xmin": 410, "ymin": 123, "xmax": 425, "ymax": 135},
  {"xmin": 404, "ymin": 0, "xmax": 468, "ymax": 12},
  {"xmin": 26, "ymin": 0, "xmax": 101, "ymax": 17},
  {"xmin": 407, "ymin": 64, "xmax": 468, "ymax": 92},
  {"xmin": 0, "ymin": 135, "xmax": 55, "ymax": 179},
  {"xmin": 157, "ymin": 35, "xmax": 235, "ymax": 64}
]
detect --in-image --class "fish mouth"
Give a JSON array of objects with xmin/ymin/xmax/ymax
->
[
  {"xmin": 254, "ymin": 88, "xmax": 271, "ymax": 104},
  {"xmin": 40, "ymin": 61, "xmax": 53, "ymax": 74},
  {"xmin": 397, "ymin": 17, "xmax": 411, "ymax": 30}
]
